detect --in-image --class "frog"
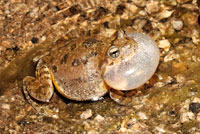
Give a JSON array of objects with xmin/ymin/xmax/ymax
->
[{"xmin": 23, "ymin": 29, "xmax": 160, "ymax": 115}]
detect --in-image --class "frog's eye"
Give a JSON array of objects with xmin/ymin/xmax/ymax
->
[{"xmin": 107, "ymin": 46, "xmax": 120, "ymax": 58}]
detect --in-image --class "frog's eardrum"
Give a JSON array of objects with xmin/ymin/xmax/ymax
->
[{"xmin": 103, "ymin": 32, "xmax": 160, "ymax": 91}]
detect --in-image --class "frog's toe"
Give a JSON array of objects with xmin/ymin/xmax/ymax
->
[
  {"xmin": 109, "ymin": 89, "xmax": 137, "ymax": 105},
  {"xmin": 23, "ymin": 76, "xmax": 53, "ymax": 102}
]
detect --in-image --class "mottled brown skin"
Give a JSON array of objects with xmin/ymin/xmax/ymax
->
[
  {"xmin": 23, "ymin": 35, "xmax": 113, "ymax": 103},
  {"xmin": 41, "ymin": 36, "xmax": 111, "ymax": 101}
]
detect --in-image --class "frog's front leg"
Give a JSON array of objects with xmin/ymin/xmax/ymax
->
[{"xmin": 23, "ymin": 61, "xmax": 55, "ymax": 116}]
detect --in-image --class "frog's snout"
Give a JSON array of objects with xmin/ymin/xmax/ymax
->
[{"xmin": 102, "ymin": 32, "xmax": 160, "ymax": 91}]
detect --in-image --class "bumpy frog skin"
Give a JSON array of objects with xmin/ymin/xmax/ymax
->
[{"xmin": 23, "ymin": 30, "xmax": 160, "ymax": 114}]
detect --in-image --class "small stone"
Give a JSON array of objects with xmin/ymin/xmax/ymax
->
[
  {"xmin": 9, "ymin": 130, "xmax": 17, "ymax": 134},
  {"xmin": 182, "ymin": 12, "xmax": 198, "ymax": 25},
  {"xmin": 30, "ymin": 115, "xmax": 37, "ymax": 119},
  {"xmin": 177, "ymin": 0, "xmax": 193, "ymax": 4},
  {"xmin": 94, "ymin": 114, "xmax": 104, "ymax": 122},
  {"xmin": 30, "ymin": 8, "xmax": 39, "ymax": 18},
  {"xmin": 158, "ymin": 39, "xmax": 171, "ymax": 51},
  {"xmin": 196, "ymin": 113, "xmax": 200, "ymax": 122},
  {"xmin": 129, "ymin": 122, "xmax": 147, "ymax": 131},
  {"xmin": 189, "ymin": 103, "xmax": 200, "ymax": 113},
  {"xmin": 5, "ymin": 10, "xmax": 10, "ymax": 14},
  {"xmin": 126, "ymin": 3, "xmax": 139, "ymax": 14},
  {"xmin": 1, "ymin": 40, "xmax": 11, "ymax": 48},
  {"xmin": 154, "ymin": 82, "xmax": 165, "ymax": 88},
  {"xmin": 100, "ymin": 29, "xmax": 116, "ymax": 38},
  {"xmin": 164, "ymin": 50, "xmax": 179, "ymax": 62},
  {"xmin": 155, "ymin": 126, "xmax": 166, "ymax": 133},
  {"xmin": 137, "ymin": 112, "xmax": 148, "ymax": 120},
  {"xmin": 11, "ymin": 97, "xmax": 15, "ymax": 101},
  {"xmin": 132, "ymin": 0, "xmax": 146, "ymax": 7},
  {"xmin": 145, "ymin": 0, "xmax": 160, "ymax": 14},
  {"xmin": 119, "ymin": 127, "xmax": 128, "ymax": 133},
  {"xmin": 0, "ymin": 46, "xmax": 6, "ymax": 52},
  {"xmin": 191, "ymin": 29, "xmax": 200, "ymax": 45},
  {"xmin": 156, "ymin": 10, "xmax": 174, "ymax": 20},
  {"xmin": 80, "ymin": 109, "xmax": 92, "ymax": 119},
  {"xmin": 83, "ymin": 121, "xmax": 91, "ymax": 130},
  {"xmin": 31, "ymin": 37, "xmax": 39, "ymax": 44},
  {"xmin": 10, "ymin": 0, "xmax": 22, "ymax": 3},
  {"xmin": 172, "ymin": 61, "xmax": 186, "ymax": 72},
  {"xmin": 53, "ymin": 6, "xmax": 60, "ymax": 12},
  {"xmin": 192, "ymin": 97, "xmax": 200, "ymax": 103},
  {"xmin": 180, "ymin": 112, "xmax": 195, "ymax": 123},
  {"xmin": 171, "ymin": 20, "xmax": 183, "ymax": 30},
  {"xmin": 2, "ymin": 104, "xmax": 10, "ymax": 110},
  {"xmin": 175, "ymin": 74, "xmax": 186, "ymax": 83},
  {"xmin": 88, "ymin": 130, "xmax": 99, "ymax": 134},
  {"xmin": 52, "ymin": 114, "xmax": 59, "ymax": 119},
  {"xmin": 41, "ymin": 36, "xmax": 46, "ymax": 41}
]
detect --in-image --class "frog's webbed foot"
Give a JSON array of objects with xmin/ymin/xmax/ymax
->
[
  {"xmin": 24, "ymin": 64, "xmax": 54, "ymax": 102},
  {"xmin": 109, "ymin": 88, "xmax": 138, "ymax": 105},
  {"xmin": 23, "ymin": 64, "xmax": 57, "ymax": 117}
]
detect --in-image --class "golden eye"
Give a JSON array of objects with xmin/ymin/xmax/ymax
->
[{"xmin": 107, "ymin": 46, "xmax": 120, "ymax": 58}]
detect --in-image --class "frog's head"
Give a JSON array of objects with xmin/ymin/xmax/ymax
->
[{"xmin": 102, "ymin": 31, "xmax": 160, "ymax": 91}]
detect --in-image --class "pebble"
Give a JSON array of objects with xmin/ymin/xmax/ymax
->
[
  {"xmin": 164, "ymin": 50, "xmax": 179, "ymax": 62},
  {"xmin": 94, "ymin": 114, "xmax": 104, "ymax": 122},
  {"xmin": 158, "ymin": 39, "xmax": 171, "ymax": 51},
  {"xmin": 80, "ymin": 109, "xmax": 92, "ymax": 119},
  {"xmin": 41, "ymin": 36, "xmax": 46, "ymax": 41},
  {"xmin": 31, "ymin": 37, "xmax": 39, "ymax": 44},
  {"xmin": 189, "ymin": 103, "xmax": 200, "ymax": 113},
  {"xmin": 175, "ymin": 74, "xmax": 186, "ymax": 83},
  {"xmin": 119, "ymin": 127, "xmax": 128, "ymax": 133},
  {"xmin": 193, "ymin": 97, "xmax": 200, "ymax": 103},
  {"xmin": 87, "ymin": 130, "xmax": 99, "ymax": 134},
  {"xmin": 8, "ymin": 130, "xmax": 17, "ymax": 134},
  {"xmin": 155, "ymin": 126, "xmax": 166, "ymax": 133},
  {"xmin": 11, "ymin": 97, "xmax": 15, "ymax": 101},
  {"xmin": 177, "ymin": 0, "xmax": 192, "ymax": 4},
  {"xmin": 156, "ymin": 10, "xmax": 174, "ymax": 20},
  {"xmin": 1, "ymin": 40, "xmax": 11, "ymax": 48},
  {"xmin": 0, "ymin": 46, "xmax": 6, "ymax": 52},
  {"xmin": 180, "ymin": 112, "xmax": 195, "ymax": 123},
  {"xmin": 132, "ymin": 0, "xmax": 146, "ymax": 7},
  {"xmin": 126, "ymin": 3, "xmax": 139, "ymax": 14},
  {"xmin": 100, "ymin": 29, "xmax": 116, "ymax": 38},
  {"xmin": 10, "ymin": 0, "xmax": 22, "ymax": 3},
  {"xmin": 137, "ymin": 112, "xmax": 148, "ymax": 120},
  {"xmin": 171, "ymin": 20, "xmax": 183, "ymax": 30},
  {"xmin": 182, "ymin": 12, "xmax": 198, "ymax": 25},
  {"xmin": 145, "ymin": 0, "xmax": 160, "ymax": 14},
  {"xmin": 154, "ymin": 82, "xmax": 165, "ymax": 88},
  {"xmin": 2, "ymin": 104, "xmax": 10, "ymax": 110},
  {"xmin": 196, "ymin": 113, "xmax": 200, "ymax": 122},
  {"xmin": 129, "ymin": 122, "xmax": 147, "ymax": 132}
]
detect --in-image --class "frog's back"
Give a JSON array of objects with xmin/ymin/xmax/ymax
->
[{"xmin": 42, "ymin": 36, "xmax": 110, "ymax": 101}]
